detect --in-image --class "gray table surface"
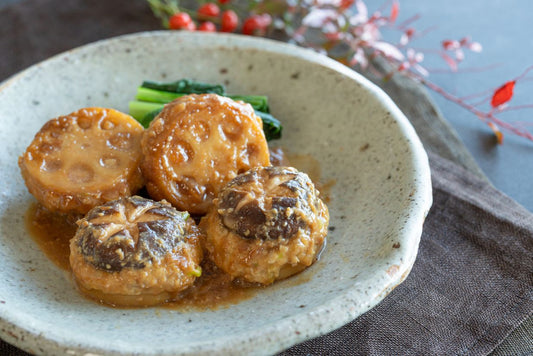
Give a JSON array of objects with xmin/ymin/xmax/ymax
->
[{"xmin": 0, "ymin": 0, "xmax": 531, "ymax": 355}]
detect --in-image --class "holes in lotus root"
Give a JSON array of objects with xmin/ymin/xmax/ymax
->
[
  {"xmin": 169, "ymin": 138, "xmax": 195, "ymax": 165},
  {"xmin": 192, "ymin": 120, "xmax": 210, "ymax": 142},
  {"xmin": 174, "ymin": 176, "xmax": 200, "ymax": 198},
  {"xmin": 38, "ymin": 142, "xmax": 59, "ymax": 155},
  {"xmin": 77, "ymin": 116, "xmax": 93, "ymax": 130},
  {"xmin": 222, "ymin": 116, "xmax": 243, "ymax": 141},
  {"xmin": 203, "ymin": 183, "xmax": 216, "ymax": 201},
  {"xmin": 41, "ymin": 159, "xmax": 63, "ymax": 172},
  {"xmin": 99, "ymin": 155, "xmax": 120, "ymax": 169},
  {"xmin": 107, "ymin": 132, "xmax": 134, "ymax": 150},
  {"xmin": 100, "ymin": 119, "xmax": 116, "ymax": 130},
  {"xmin": 68, "ymin": 163, "xmax": 95, "ymax": 184},
  {"xmin": 174, "ymin": 180, "xmax": 192, "ymax": 198}
]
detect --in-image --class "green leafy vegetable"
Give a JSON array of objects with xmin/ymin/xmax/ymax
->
[
  {"xmin": 136, "ymin": 87, "xmax": 184, "ymax": 103},
  {"xmin": 142, "ymin": 79, "xmax": 225, "ymax": 95},
  {"xmin": 128, "ymin": 101, "xmax": 162, "ymax": 124},
  {"xmin": 135, "ymin": 87, "xmax": 270, "ymax": 113},
  {"xmin": 229, "ymin": 95, "xmax": 270, "ymax": 113},
  {"xmin": 140, "ymin": 108, "xmax": 163, "ymax": 128},
  {"xmin": 129, "ymin": 79, "xmax": 283, "ymax": 140},
  {"xmin": 255, "ymin": 111, "xmax": 282, "ymax": 141}
]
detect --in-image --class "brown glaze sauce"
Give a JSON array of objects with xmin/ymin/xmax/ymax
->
[
  {"xmin": 165, "ymin": 262, "xmax": 264, "ymax": 310},
  {"xmin": 25, "ymin": 203, "xmax": 264, "ymax": 309},
  {"xmin": 25, "ymin": 203, "xmax": 78, "ymax": 271},
  {"xmin": 24, "ymin": 148, "xmax": 333, "ymax": 310},
  {"xmin": 271, "ymin": 146, "xmax": 336, "ymax": 203}
]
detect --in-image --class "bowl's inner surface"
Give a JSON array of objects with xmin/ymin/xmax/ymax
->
[{"xmin": 0, "ymin": 33, "xmax": 426, "ymax": 354}]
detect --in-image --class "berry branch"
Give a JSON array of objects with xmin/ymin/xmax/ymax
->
[{"xmin": 146, "ymin": 0, "xmax": 533, "ymax": 145}]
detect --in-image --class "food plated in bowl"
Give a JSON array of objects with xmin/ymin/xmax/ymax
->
[
  {"xmin": 0, "ymin": 32, "xmax": 432, "ymax": 355},
  {"xmin": 20, "ymin": 89, "xmax": 327, "ymax": 307}
]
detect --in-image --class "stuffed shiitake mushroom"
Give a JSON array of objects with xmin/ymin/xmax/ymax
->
[
  {"xmin": 201, "ymin": 166, "xmax": 329, "ymax": 285},
  {"xmin": 141, "ymin": 94, "xmax": 270, "ymax": 215},
  {"xmin": 69, "ymin": 196, "xmax": 203, "ymax": 307},
  {"xmin": 18, "ymin": 107, "xmax": 144, "ymax": 214}
]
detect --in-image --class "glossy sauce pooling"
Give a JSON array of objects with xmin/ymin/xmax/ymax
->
[
  {"xmin": 25, "ymin": 202, "xmax": 261, "ymax": 309},
  {"xmin": 271, "ymin": 147, "xmax": 335, "ymax": 203},
  {"xmin": 25, "ymin": 203, "xmax": 78, "ymax": 270},
  {"xmin": 165, "ymin": 261, "xmax": 264, "ymax": 310},
  {"xmin": 24, "ymin": 148, "xmax": 331, "ymax": 309}
]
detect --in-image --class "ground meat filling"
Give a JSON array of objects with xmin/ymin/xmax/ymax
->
[
  {"xmin": 70, "ymin": 195, "xmax": 204, "ymax": 306},
  {"xmin": 203, "ymin": 166, "xmax": 329, "ymax": 284},
  {"xmin": 217, "ymin": 167, "xmax": 316, "ymax": 240},
  {"xmin": 75, "ymin": 196, "xmax": 195, "ymax": 272}
]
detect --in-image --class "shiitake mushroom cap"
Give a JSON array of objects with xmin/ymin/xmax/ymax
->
[
  {"xmin": 69, "ymin": 195, "xmax": 204, "ymax": 306},
  {"xmin": 202, "ymin": 166, "xmax": 329, "ymax": 284}
]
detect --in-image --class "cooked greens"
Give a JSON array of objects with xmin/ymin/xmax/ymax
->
[{"xmin": 129, "ymin": 79, "xmax": 282, "ymax": 141}]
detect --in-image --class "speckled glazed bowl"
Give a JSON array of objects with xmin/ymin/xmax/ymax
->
[{"xmin": 0, "ymin": 32, "xmax": 432, "ymax": 355}]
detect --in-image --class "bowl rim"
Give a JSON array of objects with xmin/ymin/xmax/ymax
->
[{"xmin": 0, "ymin": 31, "xmax": 433, "ymax": 355}]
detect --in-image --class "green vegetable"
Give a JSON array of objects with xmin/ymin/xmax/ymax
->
[
  {"xmin": 229, "ymin": 95, "xmax": 270, "ymax": 113},
  {"xmin": 136, "ymin": 86, "xmax": 184, "ymax": 103},
  {"xmin": 135, "ymin": 87, "xmax": 270, "ymax": 113},
  {"xmin": 256, "ymin": 111, "xmax": 282, "ymax": 141},
  {"xmin": 139, "ymin": 108, "xmax": 163, "ymax": 128},
  {"xmin": 128, "ymin": 101, "xmax": 162, "ymax": 124},
  {"xmin": 142, "ymin": 79, "xmax": 225, "ymax": 95},
  {"xmin": 188, "ymin": 265, "xmax": 202, "ymax": 278},
  {"xmin": 129, "ymin": 79, "xmax": 283, "ymax": 140}
]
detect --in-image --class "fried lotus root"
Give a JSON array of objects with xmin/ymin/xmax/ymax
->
[
  {"xmin": 18, "ymin": 107, "xmax": 144, "ymax": 214},
  {"xmin": 201, "ymin": 166, "xmax": 329, "ymax": 285},
  {"xmin": 69, "ymin": 196, "xmax": 203, "ymax": 307},
  {"xmin": 141, "ymin": 94, "xmax": 270, "ymax": 215}
]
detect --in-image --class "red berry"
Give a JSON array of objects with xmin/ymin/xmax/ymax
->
[
  {"xmin": 169, "ymin": 12, "xmax": 193, "ymax": 30},
  {"xmin": 242, "ymin": 14, "xmax": 271, "ymax": 35},
  {"xmin": 220, "ymin": 10, "xmax": 238, "ymax": 32},
  {"xmin": 184, "ymin": 21, "xmax": 197, "ymax": 31},
  {"xmin": 340, "ymin": 0, "xmax": 355, "ymax": 9},
  {"xmin": 218, "ymin": 0, "xmax": 231, "ymax": 4},
  {"xmin": 197, "ymin": 3, "xmax": 220, "ymax": 18},
  {"xmin": 198, "ymin": 21, "xmax": 217, "ymax": 32}
]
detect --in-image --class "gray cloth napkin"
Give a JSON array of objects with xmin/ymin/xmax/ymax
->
[
  {"xmin": 281, "ymin": 151, "xmax": 533, "ymax": 355},
  {"xmin": 1, "ymin": 0, "xmax": 531, "ymax": 355}
]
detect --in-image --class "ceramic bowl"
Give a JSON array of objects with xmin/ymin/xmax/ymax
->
[{"xmin": 0, "ymin": 32, "xmax": 432, "ymax": 355}]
